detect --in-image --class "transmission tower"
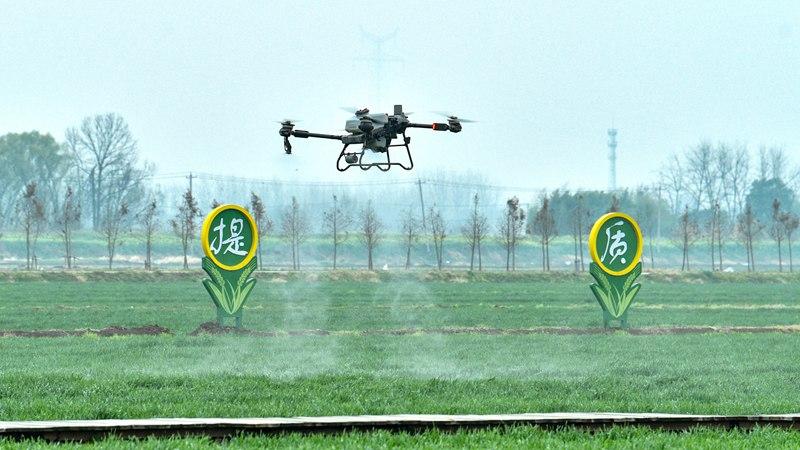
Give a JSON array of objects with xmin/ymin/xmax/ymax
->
[
  {"xmin": 607, "ymin": 128, "xmax": 618, "ymax": 192},
  {"xmin": 355, "ymin": 27, "xmax": 403, "ymax": 105}
]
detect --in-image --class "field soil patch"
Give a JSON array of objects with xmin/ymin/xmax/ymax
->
[
  {"xmin": 189, "ymin": 323, "xmax": 800, "ymax": 337},
  {"xmin": 0, "ymin": 325, "xmax": 170, "ymax": 338}
]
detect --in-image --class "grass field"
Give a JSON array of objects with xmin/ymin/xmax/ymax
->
[{"xmin": 0, "ymin": 272, "xmax": 798, "ymax": 447}]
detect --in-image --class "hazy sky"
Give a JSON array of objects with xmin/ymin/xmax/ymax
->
[{"xmin": 2, "ymin": 1, "xmax": 798, "ymax": 190}]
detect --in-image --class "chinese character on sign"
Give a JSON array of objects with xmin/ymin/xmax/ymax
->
[
  {"xmin": 210, "ymin": 217, "xmax": 247, "ymax": 256},
  {"xmin": 601, "ymin": 220, "xmax": 628, "ymax": 265}
]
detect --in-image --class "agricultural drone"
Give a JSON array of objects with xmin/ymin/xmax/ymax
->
[{"xmin": 278, "ymin": 105, "xmax": 473, "ymax": 171}]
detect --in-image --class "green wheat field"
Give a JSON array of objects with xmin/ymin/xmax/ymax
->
[{"xmin": 0, "ymin": 271, "xmax": 798, "ymax": 448}]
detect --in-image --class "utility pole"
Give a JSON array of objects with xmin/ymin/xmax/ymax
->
[
  {"xmin": 188, "ymin": 172, "xmax": 194, "ymax": 195},
  {"xmin": 417, "ymin": 178, "xmax": 427, "ymax": 230}
]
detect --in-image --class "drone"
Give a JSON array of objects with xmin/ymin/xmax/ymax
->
[{"xmin": 278, "ymin": 105, "xmax": 473, "ymax": 171}]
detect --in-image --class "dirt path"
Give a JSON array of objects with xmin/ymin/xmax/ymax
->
[
  {"xmin": 189, "ymin": 322, "xmax": 800, "ymax": 337},
  {"xmin": 0, "ymin": 325, "xmax": 171, "ymax": 337},
  {"xmin": 2, "ymin": 323, "xmax": 798, "ymax": 338}
]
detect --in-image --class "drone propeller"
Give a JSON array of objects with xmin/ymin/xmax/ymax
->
[
  {"xmin": 275, "ymin": 119, "xmax": 301, "ymax": 126},
  {"xmin": 432, "ymin": 112, "xmax": 477, "ymax": 123}
]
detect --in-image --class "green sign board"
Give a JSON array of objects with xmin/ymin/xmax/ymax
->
[
  {"xmin": 201, "ymin": 204, "xmax": 259, "ymax": 328},
  {"xmin": 588, "ymin": 212, "xmax": 643, "ymax": 328}
]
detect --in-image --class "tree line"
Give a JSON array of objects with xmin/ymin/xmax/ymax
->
[{"xmin": 1, "ymin": 114, "xmax": 798, "ymax": 271}]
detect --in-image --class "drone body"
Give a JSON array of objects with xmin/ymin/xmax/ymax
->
[{"xmin": 278, "ymin": 105, "xmax": 471, "ymax": 171}]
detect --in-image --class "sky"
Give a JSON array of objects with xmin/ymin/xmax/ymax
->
[{"xmin": 1, "ymin": 0, "xmax": 798, "ymax": 190}]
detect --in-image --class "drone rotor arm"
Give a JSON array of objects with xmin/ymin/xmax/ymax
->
[
  {"xmin": 290, "ymin": 129, "xmax": 345, "ymax": 140},
  {"xmin": 406, "ymin": 122, "xmax": 451, "ymax": 131}
]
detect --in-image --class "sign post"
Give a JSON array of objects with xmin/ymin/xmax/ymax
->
[
  {"xmin": 588, "ymin": 212, "xmax": 643, "ymax": 328},
  {"xmin": 200, "ymin": 204, "xmax": 259, "ymax": 328}
]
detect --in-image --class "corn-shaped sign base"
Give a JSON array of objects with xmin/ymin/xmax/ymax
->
[{"xmin": 588, "ymin": 212, "xmax": 644, "ymax": 329}]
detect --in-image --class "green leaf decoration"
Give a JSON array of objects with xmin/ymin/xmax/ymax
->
[
  {"xmin": 202, "ymin": 257, "xmax": 258, "ymax": 316},
  {"xmin": 590, "ymin": 262, "xmax": 641, "ymax": 319}
]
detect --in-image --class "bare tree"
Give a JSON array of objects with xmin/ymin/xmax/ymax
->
[
  {"xmin": 281, "ymin": 196, "xmax": 310, "ymax": 270},
  {"xmin": 780, "ymin": 212, "xmax": 799, "ymax": 272},
  {"xmin": 65, "ymin": 113, "xmax": 149, "ymax": 229},
  {"xmin": 759, "ymin": 146, "xmax": 788, "ymax": 181},
  {"xmin": 737, "ymin": 204, "xmax": 762, "ymax": 272},
  {"xmin": 728, "ymin": 145, "xmax": 750, "ymax": 220},
  {"xmin": 100, "ymin": 201, "xmax": 129, "ymax": 269},
  {"xmin": 17, "ymin": 182, "xmax": 45, "ymax": 270},
  {"xmin": 532, "ymin": 196, "xmax": 556, "ymax": 271},
  {"xmin": 659, "ymin": 154, "xmax": 685, "ymax": 214},
  {"xmin": 685, "ymin": 142, "xmax": 719, "ymax": 210},
  {"xmin": 250, "ymin": 192, "xmax": 273, "ymax": 270},
  {"xmin": 769, "ymin": 199, "xmax": 787, "ymax": 272},
  {"xmin": 709, "ymin": 202, "xmax": 730, "ymax": 271},
  {"xmin": 429, "ymin": 206, "xmax": 447, "ymax": 270},
  {"xmin": 707, "ymin": 201, "xmax": 721, "ymax": 271},
  {"xmin": 673, "ymin": 206, "xmax": 700, "ymax": 271},
  {"xmin": 462, "ymin": 193, "xmax": 489, "ymax": 271},
  {"xmin": 171, "ymin": 189, "xmax": 200, "ymax": 270},
  {"xmin": 56, "ymin": 186, "xmax": 81, "ymax": 269},
  {"xmin": 359, "ymin": 200, "xmax": 382, "ymax": 270},
  {"xmin": 323, "ymin": 195, "xmax": 352, "ymax": 270},
  {"xmin": 139, "ymin": 197, "xmax": 158, "ymax": 270},
  {"xmin": 634, "ymin": 189, "xmax": 658, "ymax": 270},
  {"xmin": 401, "ymin": 209, "xmax": 420, "ymax": 269},
  {"xmin": 499, "ymin": 197, "xmax": 525, "ymax": 271}
]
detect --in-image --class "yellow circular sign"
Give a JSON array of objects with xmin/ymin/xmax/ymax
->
[
  {"xmin": 201, "ymin": 204, "xmax": 259, "ymax": 271},
  {"xmin": 588, "ymin": 212, "xmax": 643, "ymax": 276}
]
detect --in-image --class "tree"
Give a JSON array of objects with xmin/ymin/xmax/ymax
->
[
  {"xmin": 715, "ymin": 144, "xmax": 750, "ymax": 220},
  {"xmin": 659, "ymin": 154, "xmax": 685, "ymax": 214},
  {"xmin": 17, "ymin": 182, "xmax": 45, "ymax": 270},
  {"xmin": 673, "ymin": 206, "xmax": 700, "ymax": 271},
  {"xmin": 100, "ymin": 201, "xmax": 129, "ymax": 269},
  {"xmin": 281, "ymin": 197, "xmax": 309, "ymax": 270},
  {"xmin": 706, "ymin": 202, "xmax": 722, "ymax": 271},
  {"xmin": 685, "ymin": 142, "xmax": 720, "ymax": 210},
  {"xmin": 65, "ymin": 113, "xmax": 150, "ymax": 229},
  {"xmin": 567, "ymin": 194, "xmax": 590, "ymax": 272},
  {"xmin": 606, "ymin": 195, "xmax": 620, "ymax": 213},
  {"xmin": 250, "ymin": 192, "xmax": 273, "ymax": 270},
  {"xmin": 532, "ymin": 196, "xmax": 556, "ymax": 271},
  {"xmin": 462, "ymin": 193, "xmax": 489, "ymax": 271},
  {"xmin": 706, "ymin": 202, "xmax": 730, "ymax": 272},
  {"xmin": 727, "ymin": 145, "xmax": 751, "ymax": 220},
  {"xmin": 780, "ymin": 212, "xmax": 799, "ymax": 272},
  {"xmin": 429, "ymin": 206, "xmax": 447, "ymax": 270},
  {"xmin": 737, "ymin": 204, "xmax": 762, "ymax": 272},
  {"xmin": 171, "ymin": 189, "xmax": 200, "ymax": 270},
  {"xmin": 323, "ymin": 195, "xmax": 352, "ymax": 270},
  {"xmin": 139, "ymin": 197, "xmax": 159, "ymax": 271},
  {"xmin": 401, "ymin": 209, "xmax": 420, "ymax": 270},
  {"xmin": 56, "ymin": 187, "xmax": 81, "ymax": 269},
  {"xmin": 746, "ymin": 178, "xmax": 795, "ymax": 226},
  {"xmin": 0, "ymin": 132, "xmax": 68, "ymax": 225},
  {"xmin": 768, "ymin": 199, "xmax": 787, "ymax": 272},
  {"xmin": 634, "ymin": 189, "xmax": 658, "ymax": 270},
  {"xmin": 359, "ymin": 200, "xmax": 382, "ymax": 270},
  {"xmin": 499, "ymin": 197, "xmax": 525, "ymax": 271}
]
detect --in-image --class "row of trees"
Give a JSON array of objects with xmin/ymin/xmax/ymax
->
[
  {"xmin": 2, "ymin": 116, "xmax": 799, "ymax": 271},
  {"xmin": 660, "ymin": 144, "xmax": 799, "ymax": 272}
]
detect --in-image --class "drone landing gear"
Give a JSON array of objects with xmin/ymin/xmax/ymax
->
[{"xmin": 336, "ymin": 133, "xmax": 414, "ymax": 172}]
